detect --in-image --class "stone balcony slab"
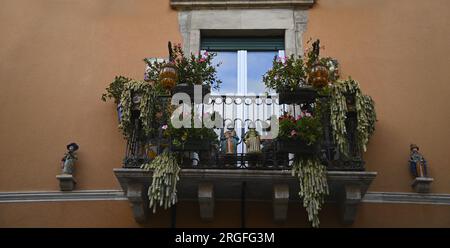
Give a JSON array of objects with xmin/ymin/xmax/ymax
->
[{"xmin": 114, "ymin": 168, "xmax": 376, "ymax": 225}]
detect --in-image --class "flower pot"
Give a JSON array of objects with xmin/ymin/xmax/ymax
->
[
  {"xmin": 172, "ymin": 84, "xmax": 211, "ymax": 103},
  {"xmin": 278, "ymin": 87, "xmax": 318, "ymax": 104},
  {"xmin": 309, "ymin": 63, "xmax": 329, "ymax": 88},
  {"xmin": 159, "ymin": 63, "xmax": 177, "ymax": 91},
  {"xmin": 276, "ymin": 139, "xmax": 319, "ymax": 155}
]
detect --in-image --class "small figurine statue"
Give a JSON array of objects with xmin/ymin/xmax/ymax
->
[
  {"xmin": 244, "ymin": 122, "xmax": 261, "ymax": 154},
  {"xmin": 221, "ymin": 123, "xmax": 239, "ymax": 154},
  {"xmin": 61, "ymin": 143, "xmax": 79, "ymax": 175},
  {"xmin": 409, "ymin": 144, "xmax": 433, "ymax": 193},
  {"xmin": 409, "ymin": 144, "xmax": 428, "ymax": 178}
]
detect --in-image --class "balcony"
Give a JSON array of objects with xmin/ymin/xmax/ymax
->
[{"xmin": 113, "ymin": 93, "xmax": 377, "ymax": 225}]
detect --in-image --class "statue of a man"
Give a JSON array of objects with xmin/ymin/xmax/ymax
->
[
  {"xmin": 61, "ymin": 143, "xmax": 79, "ymax": 174},
  {"xmin": 244, "ymin": 122, "xmax": 261, "ymax": 154},
  {"xmin": 221, "ymin": 123, "xmax": 239, "ymax": 154},
  {"xmin": 409, "ymin": 144, "xmax": 428, "ymax": 177}
]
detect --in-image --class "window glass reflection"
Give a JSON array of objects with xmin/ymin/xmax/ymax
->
[
  {"xmin": 247, "ymin": 51, "xmax": 277, "ymax": 95},
  {"xmin": 211, "ymin": 51, "xmax": 238, "ymax": 95}
]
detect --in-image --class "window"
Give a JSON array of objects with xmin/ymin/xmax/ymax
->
[
  {"xmin": 201, "ymin": 37, "xmax": 285, "ymax": 95},
  {"xmin": 200, "ymin": 36, "xmax": 286, "ymax": 153}
]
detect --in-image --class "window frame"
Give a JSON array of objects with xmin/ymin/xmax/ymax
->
[{"xmin": 201, "ymin": 37, "xmax": 285, "ymax": 96}]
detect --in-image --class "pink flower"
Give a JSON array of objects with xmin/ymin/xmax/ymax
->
[
  {"xmin": 162, "ymin": 124, "xmax": 168, "ymax": 130},
  {"xmin": 305, "ymin": 112, "xmax": 312, "ymax": 117},
  {"xmin": 290, "ymin": 130, "xmax": 297, "ymax": 137},
  {"xmin": 296, "ymin": 115, "xmax": 302, "ymax": 120},
  {"xmin": 199, "ymin": 58, "xmax": 206, "ymax": 63}
]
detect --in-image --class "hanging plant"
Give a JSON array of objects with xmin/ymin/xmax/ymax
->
[
  {"xmin": 101, "ymin": 76, "xmax": 132, "ymax": 104},
  {"xmin": 330, "ymin": 78, "xmax": 377, "ymax": 156},
  {"xmin": 291, "ymin": 157, "xmax": 329, "ymax": 228},
  {"xmin": 118, "ymin": 79, "xmax": 167, "ymax": 139},
  {"xmin": 141, "ymin": 152, "xmax": 180, "ymax": 213}
]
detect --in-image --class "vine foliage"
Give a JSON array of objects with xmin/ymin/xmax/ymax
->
[
  {"xmin": 141, "ymin": 152, "xmax": 180, "ymax": 213},
  {"xmin": 291, "ymin": 157, "xmax": 329, "ymax": 228},
  {"xmin": 118, "ymin": 80, "xmax": 167, "ymax": 139},
  {"xmin": 330, "ymin": 78, "xmax": 377, "ymax": 156}
]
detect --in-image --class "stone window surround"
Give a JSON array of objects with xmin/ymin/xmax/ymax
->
[
  {"xmin": 177, "ymin": 8, "xmax": 311, "ymax": 57},
  {"xmin": 171, "ymin": 0, "xmax": 315, "ymax": 9}
]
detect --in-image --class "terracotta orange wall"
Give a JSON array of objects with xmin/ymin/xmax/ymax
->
[
  {"xmin": 0, "ymin": 0, "xmax": 181, "ymax": 191},
  {"xmin": 0, "ymin": 0, "xmax": 449, "ymax": 195},
  {"xmin": 305, "ymin": 0, "xmax": 450, "ymax": 193},
  {"xmin": 1, "ymin": 201, "xmax": 449, "ymax": 227}
]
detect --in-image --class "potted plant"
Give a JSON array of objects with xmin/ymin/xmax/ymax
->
[
  {"xmin": 263, "ymin": 54, "xmax": 318, "ymax": 104},
  {"xmin": 276, "ymin": 112, "xmax": 322, "ymax": 155},
  {"xmin": 170, "ymin": 43, "xmax": 221, "ymax": 100},
  {"xmin": 101, "ymin": 76, "xmax": 132, "ymax": 122},
  {"xmin": 164, "ymin": 116, "xmax": 219, "ymax": 153}
]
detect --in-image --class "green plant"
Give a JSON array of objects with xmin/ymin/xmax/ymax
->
[
  {"xmin": 330, "ymin": 78, "xmax": 377, "ymax": 156},
  {"xmin": 141, "ymin": 152, "xmax": 180, "ymax": 213},
  {"xmin": 291, "ymin": 157, "xmax": 329, "ymax": 228},
  {"xmin": 170, "ymin": 43, "xmax": 222, "ymax": 89},
  {"xmin": 263, "ymin": 41, "xmax": 340, "ymax": 93},
  {"xmin": 118, "ymin": 80, "xmax": 168, "ymax": 139},
  {"xmin": 101, "ymin": 76, "xmax": 132, "ymax": 104},
  {"xmin": 278, "ymin": 113, "xmax": 322, "ymax": 145},
  {"xmin": 164, "ymin": 114, "xmax": 219, "ymax": 149},
  {"xmin": 143, "ymin": 58, "xmax": 166, "ymax": 83},
  {"xmin": 263, "ymin": 54, "xmax": 307, "ymax": 92}
]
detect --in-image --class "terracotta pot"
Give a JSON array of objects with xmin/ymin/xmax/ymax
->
[
  {"xmin": 309, "ymin": 63, "xmax": 329, "ymax": 88},
  {"xmin": 159, "ymin": 63, "xmax": 177, "ymax": 91}
]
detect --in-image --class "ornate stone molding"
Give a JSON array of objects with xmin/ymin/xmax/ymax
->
[
  {"xmin": 170, "ymin": 0, "xmax": 315, "ymax": 9},
  {"xmin": 363, "ymin": 191, "xmax": 450, "ymax": 205},
  {"xmin": 177, "ymin": 8, "xmax": 310, "ymax": 56},
  {"xmin": 3, "ymin": 190, "xmax": 449, "ymax": 205},
  {"xmin": 0, "ymin": 190, "xmax": 126, "ymax": 203}
]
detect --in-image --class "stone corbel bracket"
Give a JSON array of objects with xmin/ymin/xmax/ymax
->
[
  {"xmin": 198, "ymin": 182, "xmax": 215, "ymax": 221},
  {"xmin": 56, "ymin": 174, "xmax": 77, "ymax": 191},
  {"xmin": 328, "ymin": 172, "xmax": 378, "ymax": 225},
  {"xmin": 114, "ymin": 169, "xmax": 151, "ymax": 223}
]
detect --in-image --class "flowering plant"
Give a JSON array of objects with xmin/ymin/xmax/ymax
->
[
  {"xmin": 278, "ymin": 112, "xmax": 322, "ymax": 145},
  {"xmin": 171, "ymin": 43, "xmax": 222, "ymax": 89},
  {"xmin": 262, "ymin": 54, "xmax": 307, "ymax": 92},
  {"xmin": 263, "ymin": 40, "xmax": 341, "ymax": 92},
  {"xmin": 144, "ymin": 43, "xmax": 222, "ymax": 90}
]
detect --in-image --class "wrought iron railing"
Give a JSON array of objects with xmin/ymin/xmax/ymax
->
[{"xmin": 122, "ymin": 94, "xmax": 364, "ymax": 171}]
